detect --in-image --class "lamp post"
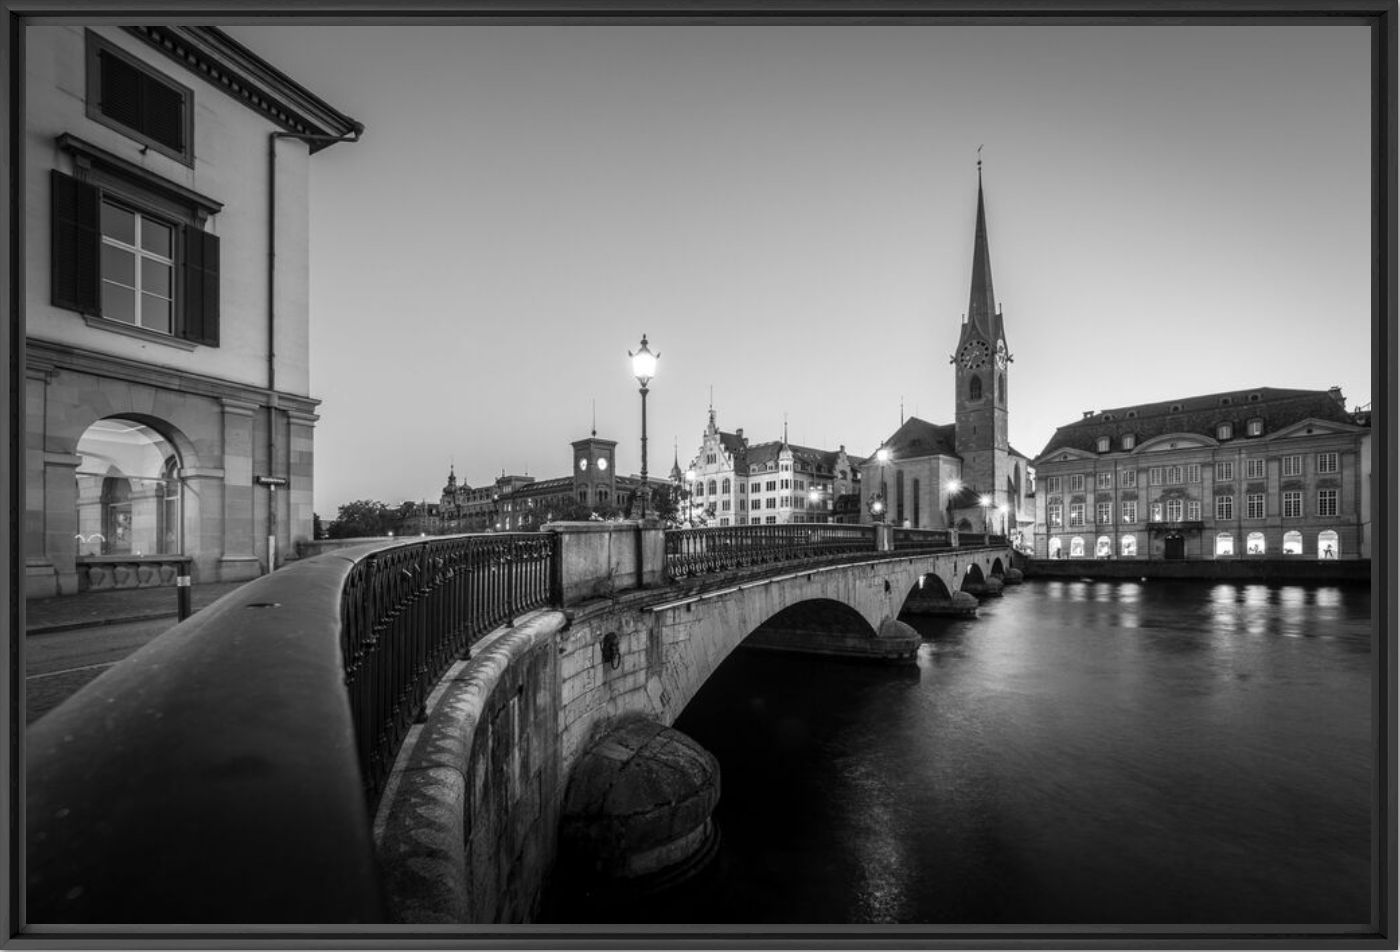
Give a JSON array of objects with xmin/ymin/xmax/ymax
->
[
  {"xmin": 979, "ymin": 494, "xmax": 993, "ymax": 545},
  {"xmin": 873, "ymin": 446, "xmax": 892, "ymax": 525},
  {"xmin": 997, "ymin": 504, "xmax": 1009, "ymax": 542},
  {"xmin": 629, "ymin": 335, "xmax": 658, "ymax": 521},
  {"xmin": 945, "ymin": 478, "xmax": 961, "ymax": 531}
]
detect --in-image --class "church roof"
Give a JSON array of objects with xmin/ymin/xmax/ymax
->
[
  {"xmin": 877, "ymin": 417, "xmax": 960, "ymax": 460},
  {"xmin": 1035, "ymin": 387, "xmax": 1359, "ymax": 460}
]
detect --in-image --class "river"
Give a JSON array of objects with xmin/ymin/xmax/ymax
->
[{"xmin": 581, "ymin": 578, "xmax": 1374, "ymax": 926}]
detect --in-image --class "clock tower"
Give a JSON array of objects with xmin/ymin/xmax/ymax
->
[
  {"xmin": 953, "ymin": 163, "xmax": 1012, "ymax": 508},
  {"xmin": 572, "ymin": 432, "xmax": 617, "ymax": 508}
]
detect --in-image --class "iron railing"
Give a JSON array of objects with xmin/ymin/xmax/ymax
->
[
  {"xmin": 340, "ymin": 533, "xmax": 557, "ymax": 804},
  {"xmin": 665, "ymin": 522, "xmax": 877, "ymax": 578},
  {"xmin": 892, "ymin": 527, "xmax": 955, "ymax": 550}
]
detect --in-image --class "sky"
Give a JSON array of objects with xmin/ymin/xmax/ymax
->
[{"xmin": 225, "ymin": 21, "xmax": 1374, "ymax": 517}]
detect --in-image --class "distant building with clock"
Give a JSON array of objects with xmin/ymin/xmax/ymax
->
[
  {"xmin": 859, "ymin": 167, "xmax": 1035, "ymax": 544},
  {"xmin": 1031, "ymin": 386, "xmax": 1372, "ymax": 561},
  {"xmin": 431, "ymin": 430, "xmax": 670, "ymax": 533}
]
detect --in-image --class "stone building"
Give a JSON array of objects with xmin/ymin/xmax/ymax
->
[
  {"xmin": 678, "ymin": 407, "xmax": 862, "ymax": 527},
  {"xmin": 24, "ymin": 26, "xmax": 361, "ymax": 596},
  {"xmin": 434, "ymin": 433, "xmax": 670, "ymax": 533},
  {"xmin": 860, "ymin": 167, "xmax": 1035, "ymax": 543},
  {"xmin": 1032, "ymin": 387, "xmax": 1372, "ymax": 561}
]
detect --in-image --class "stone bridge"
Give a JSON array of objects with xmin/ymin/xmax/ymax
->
[{"xmin": 26, "ymin": 521, "xmax": 1015, "ymax": 926}]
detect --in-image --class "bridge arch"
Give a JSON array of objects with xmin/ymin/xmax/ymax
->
[{"xmin": 962, "ymin": 562, "xmax": 986, "ymax": 591}]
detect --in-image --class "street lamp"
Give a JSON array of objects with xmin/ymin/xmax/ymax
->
[
  {"xmin": 629, "ymin": 334, "xmax": 658, "ymax": 521},
  {"xmin": 945, "ymin": 478, "xmax": 961, "ymax": 530},
  {"xmin": 979, "ymin": 494, "xmax": 993, "ymax": 545},
  {"xmin": 997, "ymin": 503, "xmax": 1009, "ymax": 540}
]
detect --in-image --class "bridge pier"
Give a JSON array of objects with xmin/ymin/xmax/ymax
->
[{"xmin": 556, "ymin": 717, "xmax": 720, "ymax": 903}]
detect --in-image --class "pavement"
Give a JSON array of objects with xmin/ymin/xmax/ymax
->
[{"xmin": 24, "ymin": 580, "xmax": 254, "ymax": 634}]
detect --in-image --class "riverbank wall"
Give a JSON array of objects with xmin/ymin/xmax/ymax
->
[{"xmin": 1024, "ymin": 558, "xmax": 1370, "ymax": 585}]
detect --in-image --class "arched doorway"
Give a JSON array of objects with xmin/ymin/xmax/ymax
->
[
  {"xmin": 75, "ymin": 418, "xmax": 183, "ymax": 557},
  {"xmin": 1317, "ymin": 530, "xmax": 1339, "ymax": 560}
]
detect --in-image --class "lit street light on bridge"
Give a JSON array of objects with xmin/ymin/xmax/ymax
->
[
  {"xmin": 629, "ymin": 335, "xmax": 658, "ymax": 521},
  {"xmin": 979, "ymin": 494, "xmax": 992, "ymax": 545}
]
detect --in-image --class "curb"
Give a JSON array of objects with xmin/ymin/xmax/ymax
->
[{"xmin": 26, "ymin": 611, "xmax": 180, "ymax": 635}]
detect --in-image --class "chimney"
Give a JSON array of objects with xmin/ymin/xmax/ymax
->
[
  {"xmin": 1328, "ymin": 386, "xmax": 1345, "ymax": 407},
  {"xmin": 736, "ymin": 427, "xmax": 743, "ymax": 438}
]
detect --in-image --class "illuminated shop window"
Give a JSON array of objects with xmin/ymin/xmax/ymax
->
[
  {"xmin": 1095, "ymin": 535, "xmax": 1112, "ymax": 557},
  {"xmin": 1215, "ymin": 532, "xmax": 1235, "ymax": 557},
  {"xmin": 1069, "ymin": 536, "xmax": 1085, "ymax": 558},
  {"xmin": 1120, "ymin": 534, "xmax": 1137, "ymax": 557},
  {"xmin": 75, "ymin": 417, "xmax": 182, "ymax": 557},
  {"xmin": 1246, "ymin": 531, "xmax": 1266, "ymax": 555},
  {"xmin": 1317, "ymin": 529, "xmax": 1339, "ymax": 559},
  {"xmin": 1282, "ymin": 530, "xmax": 1303, "ymax": 555}
]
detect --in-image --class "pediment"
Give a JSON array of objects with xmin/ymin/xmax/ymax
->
[
  {"xmin": 1042, "ymin": 447, "xmax": 1097, "ymax": 463},
  {"xmin": 1136, "ymin": 433, "xmax": 1214, "ymax": 453},
  {"xmin": 1266, "ymin": 418, "xmax": 1363, "ymax": 441}
]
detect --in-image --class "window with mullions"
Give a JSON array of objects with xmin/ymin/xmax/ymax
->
[
  {"xmin": 1317, "ymin": 452, "xmax": 1339, "ymax": 474},
  {"xmin": 1166, "ymin": 499, "xmax": 1183, "ymax": 522},
  {"xmin": 1246, "ymin": 493, "xmax": 1265, "ymax": 519},
  {"xmin": 51, "ymin": 163, "xmax": 219, "ymax": 345},
  {"xmin": 1246, "ymin": 458, "xmax": 1266, "ymax": 479},
  {"xmin": 99, "ymin": 199, "xmax": 174, "ymax": 333}
]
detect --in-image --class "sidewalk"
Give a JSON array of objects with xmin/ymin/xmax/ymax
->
[{"xmin": 25, "ymin": 580, "xmax": 254, "ymax": 634}]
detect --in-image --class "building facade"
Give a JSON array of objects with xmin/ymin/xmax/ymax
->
[
  {"xmin": 860, "ymin": 168, "xmax": 1035, "ymax": 544},
  {"xmin": 679, "ymin": 408, "xmax": 862, "ymax": 527},
  {"xmin": 24, "ymin": 26, "xmax": 360, "ymax": 596},
  {"xmin": 1032, "ymin": 387, "xmax": 1371, "ymax": 561}
]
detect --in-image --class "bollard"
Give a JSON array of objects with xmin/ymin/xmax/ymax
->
[{"xmin": 176, "ymin": 572, "xmax": 192, "ymax": 621}]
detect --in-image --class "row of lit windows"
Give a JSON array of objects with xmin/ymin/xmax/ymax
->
[
  {"xmin": 1044, "ymin": 453, "xmax": 1339, "ymax": 495},
  {"xmin": 1049, "ymin": 529, "xmax": 1341, "ymax": 559},
  {"xmin": 1048, "ymin": 489, "xmax": 1339, "ymax": 526},
  {"xmin": 695, "ymin": 476, "xmax": 822, "ymax": 496}
]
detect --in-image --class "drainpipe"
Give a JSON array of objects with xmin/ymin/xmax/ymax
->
[{"xmin": 266, "ymin": 122, "xmax": 364, "ymax": 573}]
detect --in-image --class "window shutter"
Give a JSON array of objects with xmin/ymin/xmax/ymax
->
[
  {"xmin": 98, "ymin": 50, "xmax": 143, "ymax": 130},
  {"xmin": 50, "ymin": 170, "xmax": 101, "ymax": 313},
  {"xmin": 182, "ymin": 228, "xmax": 220, "ymax": 346},
  {"xmin": 142, "ymin": 74, "xmax": 184, "ymax": 151}
]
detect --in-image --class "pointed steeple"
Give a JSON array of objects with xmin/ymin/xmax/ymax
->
[
  {"xmin": 967, "ymin": 156, "xmax": 998, "ymax": 339},
  {"xmin": 670, "ymin": 439, "xmax": 682, "ymax": 481}
]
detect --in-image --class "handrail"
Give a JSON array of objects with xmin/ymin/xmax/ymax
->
[
  {"xmin": 342, "ymin": 532, "xmax": 556, "ymax": 803},
  {"xmin": 891, "ymin": 527, "xmax": 954, "ymax": 550},
  {"xmin": 664, "ymin": 522, "xmax": 875, "ymax": 578},
  {"xmin": 26, "ymin": 547, "xmax": 386, "ymax": 924}
]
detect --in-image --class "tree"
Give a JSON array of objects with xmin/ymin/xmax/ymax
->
[{"xmin": 326, "ymin": 499, "xmax": 394, "ymax": 539}]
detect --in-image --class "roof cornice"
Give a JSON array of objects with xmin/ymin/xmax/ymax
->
[{"xmin": 123, "ymin": 26, "xmax": 360, "ymax": 148}]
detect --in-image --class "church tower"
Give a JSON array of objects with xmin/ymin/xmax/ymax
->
[{"xmin": 953, "ymin": 161, "xmax": 1012, "ymax": 508}]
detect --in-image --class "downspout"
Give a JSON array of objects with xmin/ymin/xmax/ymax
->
[{"xmin": 266, "ymin": 121, "xmax": 364, "ymax": 573}]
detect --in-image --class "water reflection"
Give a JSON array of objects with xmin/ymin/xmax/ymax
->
[{"xmin": 550, "ymin": 579, "xmax": 1372, "ymax": 925}]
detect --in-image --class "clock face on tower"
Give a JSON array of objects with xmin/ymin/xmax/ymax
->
[
  {"xmin": 958, "ymin": 339, "xmax": 990, "ymax": 370},
  {"xmin": 995, "ymin": 339, "xmax": 1008, "ymax": 369},
  {"xmin": 578, "ymin": 458, "xmax": 589, "ymax": 472},
  {"xmin": 597, "ymin": 458, "xmax": 608, "ymax": 471}
]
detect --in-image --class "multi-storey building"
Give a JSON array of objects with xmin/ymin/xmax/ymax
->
[
  {"xmin": 679, "ymin": 408, "xmax": 861, "ymax": 526},
  {"xmin": 23, "ymin": 26, "xmax": 360, "ymax": 596},
  {"xmin": 433, "ymin": 433, "xmax": 670, "ymax": 533},
  {"xmin": 1032, "ymin": 387, "xmax": 1371, "ymax": 561},
  {"xmin": 860, "ymin": 167, "xmax": 1035, "ymax": 544}
]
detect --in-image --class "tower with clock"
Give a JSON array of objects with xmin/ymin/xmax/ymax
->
[
  {"xmin": 952, "ymin": 162, "xmax": 1013, "ymax": 511},
  {"xmin": 571, "ymin": 431, "xmax": 617, "ymax": 508}
]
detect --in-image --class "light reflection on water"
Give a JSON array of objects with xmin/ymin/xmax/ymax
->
[{"xmin": 546, "ymin": 579, "xmax": 1372, "ymax": 925}]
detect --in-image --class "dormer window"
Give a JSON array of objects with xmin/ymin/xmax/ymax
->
[
  {"xmin": 1121, "ymin": 434, "xmax": 1136, "ymax": 450},
  {"xmin": 1096, "ymin": 436, "xmax": 1110, "ymax": 453},
  {"xmin": 1126, "ymin": 410, "xmax": 1138, "ymax": 419},
  {"xmin": 1246, "ymin": 418, "xmax": 1263, "ymax": 437},
  {"xmin": 1170, "ymin": 404, "xmax": 1182, "ymax": 413},
  {"xmin": 1216, "ymin": 422, "xmax": 1234, "ymax": 441},
  {"xmin": 1220, "ymin": 397, "xmax": 1232, "ymax": 406}
]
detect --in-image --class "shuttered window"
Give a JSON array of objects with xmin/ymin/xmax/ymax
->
[
  {"xmin": 87, "ymin": 33, "xmax": 193, "ymax": 165},
  {"xmin": 50, "ymin": 170, "xmax": 219, "ymax": 346}
]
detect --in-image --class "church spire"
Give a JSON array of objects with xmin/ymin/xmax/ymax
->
[{"xmin": 967, "ymin": 152, "xmax": 998, "ymax": 339}]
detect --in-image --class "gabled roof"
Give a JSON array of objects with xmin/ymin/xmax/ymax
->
[
  {"xmin": 1035, "ymin": 387, "xmax": 1358, "ymax": 461},
  {"xmin": 742, "ymin": 440, "xmax": 847, "ymax": 473},
  {"xmin": 875, "ymin": 417, "xmax": 960, "ymax": 461}
]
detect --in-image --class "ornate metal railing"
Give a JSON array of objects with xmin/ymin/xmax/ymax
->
[
  {"xmin": 664, "ymin": 522, "xmax": 877, "ymax": 579},
  {"xmin": 892, "ymin": 527, "xmax": 954, "ymax": 550},
  {"xmin": 340, "ymin": 533, "xmax": 558, "ymax": 804}
]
